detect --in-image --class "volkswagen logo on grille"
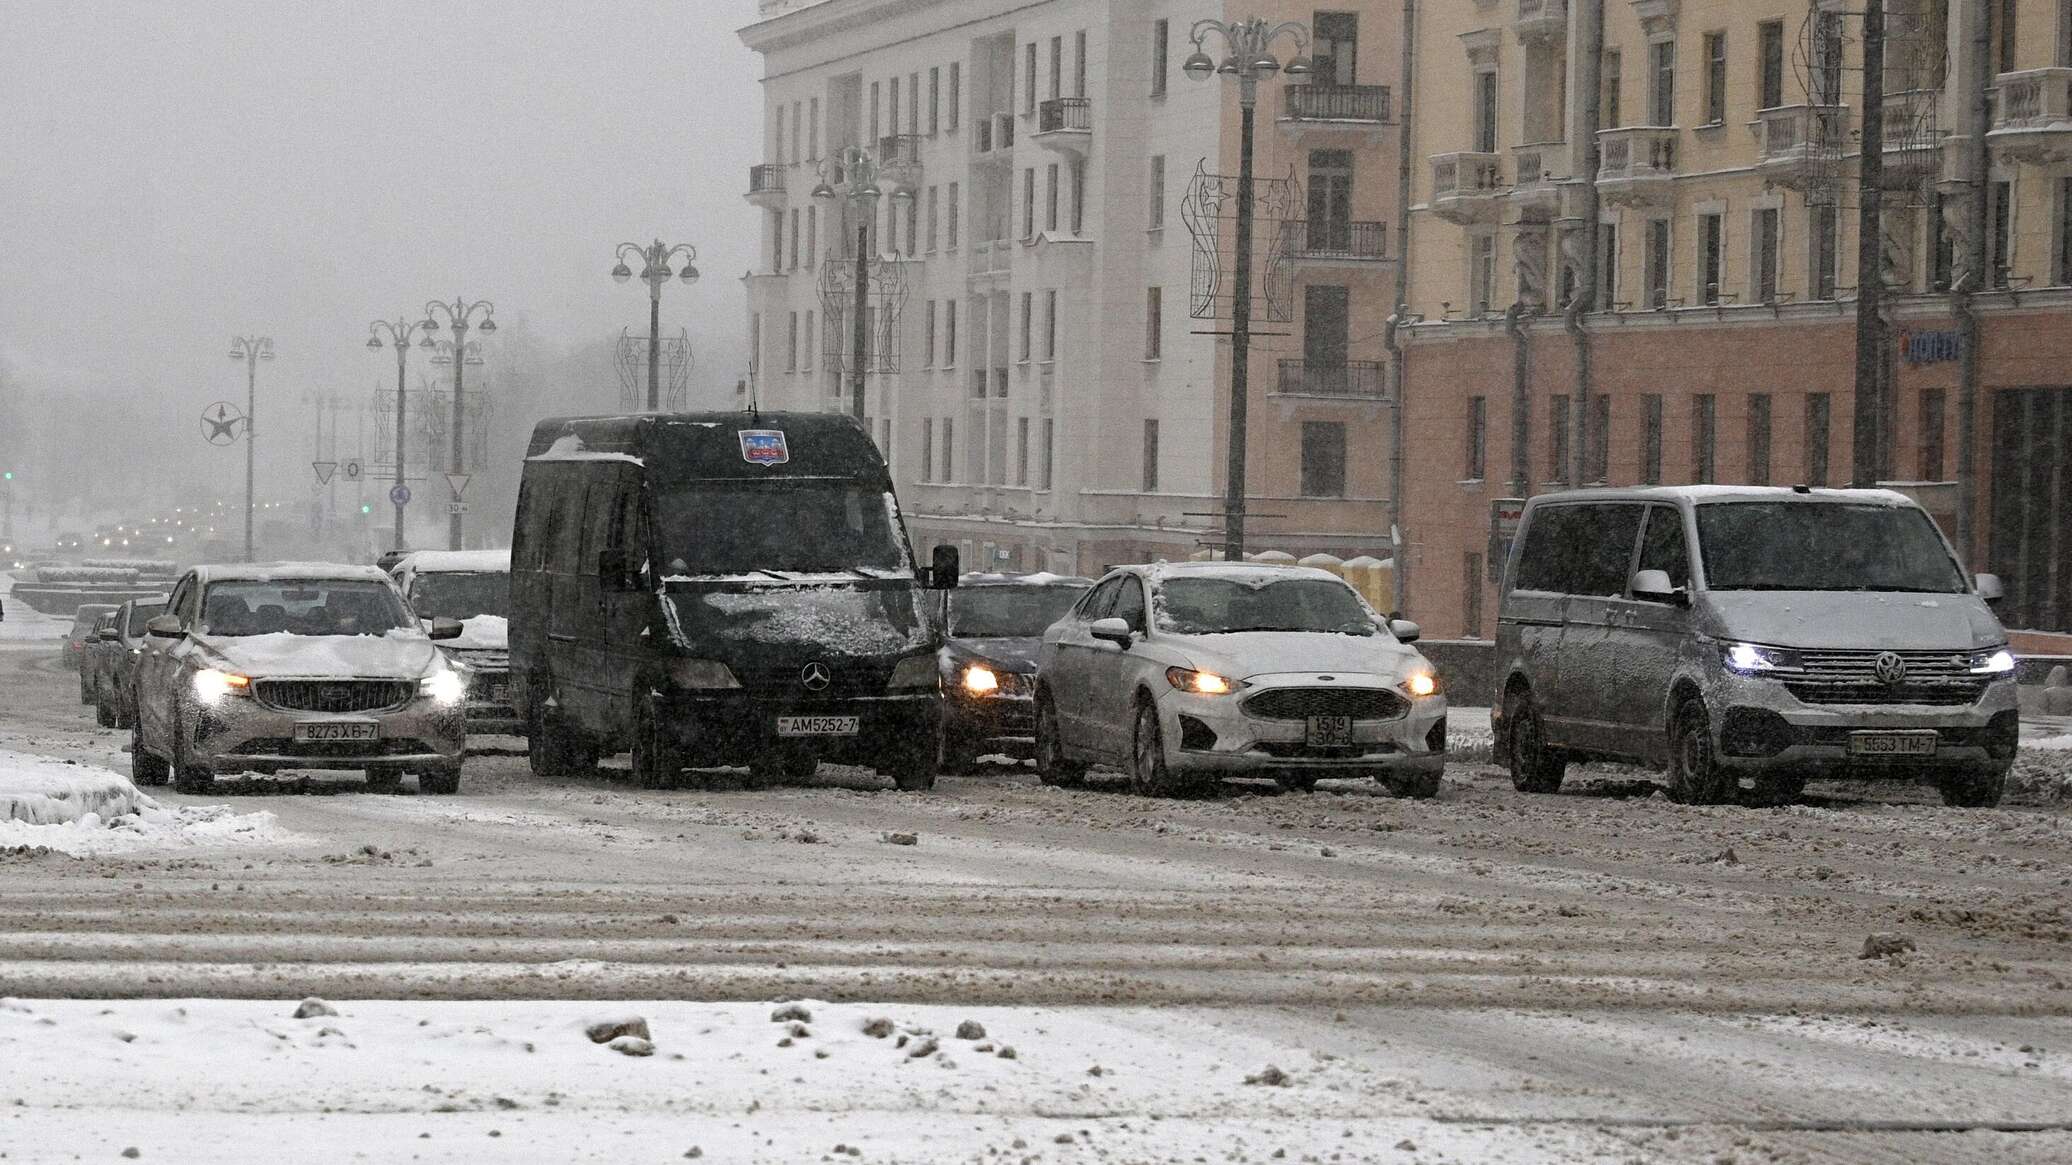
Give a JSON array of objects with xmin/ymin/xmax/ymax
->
[
  {"xmin": 1873, "ymin": 651, "xmax": 1909, "ymax": 686},
  {"xmin": 800, "ymin": 661, "xmax": 832, "ymax": 691}
]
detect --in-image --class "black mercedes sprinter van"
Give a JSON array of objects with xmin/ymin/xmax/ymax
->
[{"xmin": 510, "ymin": 412, "xmax": 955, "ymax": 790}]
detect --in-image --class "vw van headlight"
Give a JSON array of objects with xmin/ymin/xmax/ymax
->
[
  {"xmin": 1722, "ymin": 642, "xmax": 1802, "ymax": 675},
  {"xmin": 889, "ymin": 655, "xmax": 939, "ymax": 690},
  {"xmin": 668, "ymin": 659, "xmax": 742, "ymax": 689},
  {"xmin": 1967, "ymin": 648, "xmax": 2016, "ymax": 676}
]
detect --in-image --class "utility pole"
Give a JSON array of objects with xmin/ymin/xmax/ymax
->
[
  {"xmin": 366, "ymin": 317, "xmax": 436, "ymax": 552},
  {"xmin": 228, "ymin": 336, "xmax": 274, "ymax": 563},
  {"xmin": 423, "ymin": 298, "xmax": 497, "ymax": 550},
  {"xmin": 1388, "ymin": 0, "xmax": 1416, "ymax": 614},
  {"xmin": 1851, "ymin": 0, "xmax": 1889, "ymax": 486},
  {"xmin": 1954, "ymin": 0, "xmax": 1991, "ymax": 565}
]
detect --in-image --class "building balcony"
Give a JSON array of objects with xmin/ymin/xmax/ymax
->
[
  {"xmin": 745, "ymin": 163, "xmax": 787, "ymax": 209},
  {"xmin": 1755, "ymin": 104, "xmax": 1848, "ymax": 190},
  {"xmin": 1594, "ymin": 126, "xmax": 1678, "ymax": 208},
  {"xmin": 973, "ymin": 113, "xmax": 1016, "ymax": 164},
  {"xmin": 878, "ymin": 133, "xmax": 924, "ymax": 169},
  {"xmin": 1509, "ymin": 141, "xmax": 1569, "ymax": 216},
  {"xmin": 967, "ymin": 237, "xmax": 1013, "ymax": 284},
  {"xmin": 1286, "ymin": 219, "xmax": 1391, "ymax": 264},
  {"xmin": 1514, "ymin": 0, "xmax": 1567, "ymax": 43},
  {"xmin": 1033, "ymin": 97, "xmax": 1091, "ymax": 157},
  {"xmin": 1428, "ymin": 152, "xmax": 1504, "ymax": 224},
  {"xmin": 1275, "ymin": 359, "xmax": 1386, "ymax": 399},
  {"xmin": 1988, "ymin": 68, "xmax": 2072, "ymax": 165},
  {"xmin": 1278, "ymin": 83, "xmax": 1393, "ymax": 143},
  {"xmin": 1880, "ymin": 88, "xmax": 1945, "ymax": 182}
]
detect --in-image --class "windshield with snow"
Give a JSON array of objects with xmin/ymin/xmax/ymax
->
[
  {"xmin": 408, "ymin": 572, "xmax": 509, "ymax": 620},
  {"xmin": 1155, "ymin": 577, "xmax": 1378, "ymax": 636},
  {"xmin": 1696, "ymin": 502, "xmax": 1967, "ymax": 593},
  {"xmin": 199, "ymin": 581, "xmax": 411, "ymax": 637},
  {"xmin": 670, "ymin": 585, "xmax": 929, "ymax": 656},
  {"xmin": 653, "ymin": 480, "xmax": 907, "ymax": 576},
  {"xmin": 949, "ymin": 585, "xmax": 1088, "ymax": 638}
]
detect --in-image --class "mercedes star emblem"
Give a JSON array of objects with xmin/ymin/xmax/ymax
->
[
  {"xmin": 800, "ymin": 661, "xmax": 832, "ymax": 691},
  {"xmin": 1873, "ymin": 651, "xmax": 1909, "ymax": 687}
]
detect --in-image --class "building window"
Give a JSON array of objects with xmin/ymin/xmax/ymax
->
[
  {"xmin": 1148, "ymin": 155, "xmax": 1165, "ymax": 229},
  {"xmin": 926, "ymin": 186, "xmax": 939, "ymax": 252},
  {"xmin": 946, "ymin": 181, "xmax": 960, "ymax": 248},
  {"xmin": 1748, "ymin": 393, "xmax": 1772, "ymax": 485},
  {"xmin": 1698, "ymin": 212, "xmax": 1723, "ymax": 304},
  {"xmin": 1805, "ymin": 392, "xmax": 1831, "ymax": 487},
  {"xmin": 1049, "ymin": 35, "xmax": 1062, "ymax": 99},
  {"xmin": 1813, "ymin": 204, "xmax": 1839, "ymax": 299},
  {"xmin": 1549, "ymin": 394, "xmax": 1571, "ymax": 483},
  {"xmin": 1693, "ymin": 393, "xmax": 1717, "ymax": 482},
  {"xmin": 1463, "ymin": 553, "xmax": 1485, "ymax": 638},
  {"xmin": 1920, "ymin": 387, "xmax": 1947, "ymax": 481},
  {"xmin": 786, "ymin": 312, "xmax": 798, "ymax": 371},
  {"xmin": 905, "ymin": 198, "xmax": 918, "ymax": 257},
  {"xmin": 923, "ymin": 301, "xmax": 936, "ymax": 367},
  {"xmin": 1646, "ymin": 219, "xmax": 1671, "ymax": 308},
  {"xmin": 806, "ymin": 205, "xmax": 817, "ymax": 269},
  {"xmin": 1075, "ymin": 30, "xmax": 1087, "ymax": 97},
  {"xmin": 1757, "ymin": 21, "xmax": 1784, "ymax": 109},
  {"xmin": 1590, "ymin": 396, "xmax": 1610, "ymax": 483},
  {"xmin": 908, "ymin": 71, "xmax": 919, "ymax": 135},
  {"xmin": 1023, "ymin": 168, "xmax": 1036, "ymax": 238},
  {"xmin": 929, "ymin": 67, "xmax": 941, "ymax": 134},
  {"xmin": 1753, "ymin": 207, "xmax": 1780, "ymax": 302},
  {"xmin": 888, "ymin": 75, "xmax": 899, "ymax": 142},
  {"xmin": 792, "ymin": 102, "xmax": 802, "ymax": 164},
  {"xmin": 1990, "ymin": 179, "xmax": 2013, "ymax": 288},
  {"xmin": 1142, "ymin": 419, "xmax": 1159, "ymax": 491},
  {"xmin": 1145, "ymin": 287, "xmax": 1162, "ymax": 359},
  {"xmin": 1602, "ymin": 49, "xmax": 1623, "ymax": 128},
  {"xmin": 1598, "ymin": 222, "xmax": 1619, "ymax": 308},
  {"xmin": 808, "ymin": 97, "xmax": 820, "ymax": 159},
  {"xmin": 803, "ymin": 310, "xmax": 814, "ymax": 371},
  {"xmin": 921, "ymin": 418, "xmax": 934, "ymax": 482},
  {"xmin": 1019, "ymin": 291, "xmax": 1033, "ymax": 361},
  {"xmin": 770, "ymin": 211, "xmax": 783, "ymax": 273},
  {"xmin": 1152, "ymin": 18, "xmax": 1169, "ymax": 96},
  {"xmin": 1070, "ymin": 160, "xmax": 1084, "ymax": 234},
  {"xmin": 774, "ymin": 106, "xmax": 785, "ymax": 166},
  {"xmin": 1043, "ymin": 289, "xmax": 1058, "ymax": 359},
  {"xmin": 1016, "ymin": 417, "xmax": 1030, "ymax": 485},
  {"xmin": 1996, "ymin": 0, "xmax": 2018, "ymax": 75},
  {"xmin": 870, "ymin": 81, "xmax": 880, "ymax": 140},
  {"xmin": 1314, "ymin": 11, "xmax": 1359, "ymax": 85},
  {"xmin": 1470, "ymin": 233, "xmax": 1497, "ymax": 315},
  {"xmin": 1642, "ymin": 394, "xmax": 1665, "ymax": 484},
  {"xmin": 1474, "ymin": 70, "xmax": 1499, "ymax": 154},
  {"xmin": 1040, "ymin": 418, "xmax": 1055, "ymax": 489},
  {"xmin": 948, "ymin": 62, "xmax": 960, "ymax": 131},
  {"xmin": 2057, "ymin": 177, "xmax": 2072, "ymax": 285},
  {"xmin": 942, "ymin": 417, "xmax": 954, "ymax": 482},
  {"xmin": 1704, "ymin": 32, "xmax": 1727, "ymax": 124},
  {"xmin": 1465, "ymin": 396, "xmax": 1488, "ymax": 480},
  {"xmin": 1025, "ymin": 41, "xmax": 1037, "ymax": 115},
  {"xmin": 1649, "ymin": 39, "xmax": 1675, "ymax": 126},
  {"xmin": 1046, "ymin": 163, "xmax": 1059, "ymax": 231},
  {"xmin": 1301, "ymin": 421, "xmax": 1347, "ymax": 497},
  {"xmin": 944, "ymin": 300, "xmax": 957, "ymax": 365},
  {"xmin": 789, "ymin": 208, "xmax": 800, "ymax": 269}
]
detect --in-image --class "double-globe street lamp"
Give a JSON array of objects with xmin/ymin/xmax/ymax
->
[
  {"xmin": 1183, "ymin": 18, "xmax": 1311, "ymax": 562},
  {"xmin": 227, "ymin": 336, "xmax": 275, "ymax": 562},
  {"xmin": 366, "ymin": 317, "xmax": 440, "ymax": 552},
  {"xmin": 813, "ymin": 145, "xmax": 912, "ymax": 421},
  {"xmin": 611, "ymin": 241, "xmax": 699, "ymax": 412},
  {"xmin": 422, "ymin": 298, "xmax": 496, "ymax": 550}
]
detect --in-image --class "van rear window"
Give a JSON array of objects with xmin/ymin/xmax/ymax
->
[{"xmin": 1696, "ymin": 502, "xmax": 1966, "ymax": 593}]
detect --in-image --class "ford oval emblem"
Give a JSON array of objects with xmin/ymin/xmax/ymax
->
[{"xmin": 1317, "ymin": 675, "xmax": 1335, "ymax": 682}]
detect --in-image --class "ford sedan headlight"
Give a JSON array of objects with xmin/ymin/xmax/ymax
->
[
  {"xmin": 1968, "ymin": 648, "xmax": 2016, "ymax": 675},
  {"xmin": 422, "ymin": 667, "xmax": 468, "ymax": 706},
  {"xmin": 1402, "ymin": 671, "xmax": 1440, "ymax": 698},
  {"xmin": 889, "ymin": 655, "xmax": 939, "ymax": 690}
]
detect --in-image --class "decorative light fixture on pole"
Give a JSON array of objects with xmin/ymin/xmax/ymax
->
[
  {"xmin": 1183, "ymin": 18, "xmax": 1310, "ymax": 562},
  {"xmin": 227, "ymin": 336, "xmax": 275, "ymax": 563},
  {"xmin": 420, "ymin": 298, "xmax": 496, "ymax": 550},
  {"xmin": 813, "ymin": 145, "xmax": 913, "ymax": 421},
  {"xmin": 366, "ymin": 316, "xmax": 439, "ymax": 552},
  {"xmin": 611, "ymin": 240, "xmax": 699, "ymax": 411}
]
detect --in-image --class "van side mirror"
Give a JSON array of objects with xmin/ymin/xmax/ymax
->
[
  {"xmin": 427, "ymin": 617, "xmax": 464, "ymax": 641},
  {"xmin": 145, "ymin": 615, "xmax": 182, "ymax": 639},
  {"xmin": 597, "ymin": 547, "xmax": 636, "ymax": 592},
  {"xmin": 929, "ymin": 544, "xmax": 960, "ymax": 590},
  {"xmin": 1387, "ymin": 618, "xmax": 1422, "ymax": 643},
  {"xmin": 1090, "ymin": 617, "xmax": 1134, "ymax": 646},
  {"xmin": 1630, "ymin": 569, "xmax": 1683, "ymax": 604},
  {"xmin": 1975, "ymin": 572, "xmax": 2005, "ymax": 603}
]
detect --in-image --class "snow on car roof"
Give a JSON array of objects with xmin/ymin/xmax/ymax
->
[
  {"xmin": 194, "ymin": 562, "xmax": 397, "ymax": 584},
  {"xmin": 392, "ymin": 549, "xmax": 510, "ymax": 575},
  {"xmin": 1533, "ymin": 484, "xmax": 1917, "ymax": 506},
  {"xmin": 1138, "ymin": 561, "xmax": 1348, "ymax": 587}
]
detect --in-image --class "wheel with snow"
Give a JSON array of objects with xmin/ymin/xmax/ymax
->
[
  {"xmin": 417, "ymin": 764, "xmax": 461, "ymax": 796},
  {"xmin": 1034, "ymin": 692, "xmax": 1087, "ymax": 788},
  {"xmin": 1750, "ymin": 772, "xmax": 1806, "ymax": 807},
  {"xmin": 886, "ymin": 741, "xmax": 936, "ymax": 791},
  {"xmin": 1130, "ymin": 701, "xmax": 1200, "ymax": 798},
  {"xmin": 94, "ymin": 691, "xmax": 117, "ymax": 728},
  {"xmin": 939, "ymin": 730, "xmax": 981, "ymax": 776},
  {"xmin": 130, "ymin": 719, "xmax": 170, "ymax": 787},
  {"xmin": 630, "ymin": 690, "xmax": 683, "ymax": 790},
  {"xmin": 173, "ymin": 763, "xmax": 214, "ymax": 795},
  {"xmin": 1274, "ymin": 774, "xmax": 1319, "ymax": 792},
  {"xmin": 526, "ymin": 678, "xmax": 594, "ymax": 777},
  {"xmin": 1936, "ymin": 766, "xmax": 2007, "ymax": 809},
  {"xmin": 1665, "ymin": 698, "xmax": 1735, "ymax": 805},
  {"xmin": 1382, "ymin": 767, "xmax": 1443, "ymax": 799},
  {"xmin": 364, "ymin": 767, "xmax": 402, "ymax": 792},
  {"xmin": 77, "ymin": 672, "xmax": 93, "ymax": 705},
  {"xmin": 1505, "ymin": 688, "xmax": 1565, "ymax": 794}
]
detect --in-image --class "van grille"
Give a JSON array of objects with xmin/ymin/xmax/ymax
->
[
  {"xmin": 1783, "ymin": 649, "xmax": 1985, "ymax": 706},
  {"xmin": 254, "ymin": 680, "xmax": 415, "ymax": 714},
  {"xmin": 1243, "ymin": 687, "xmax": 1407, "ymax": 722}
]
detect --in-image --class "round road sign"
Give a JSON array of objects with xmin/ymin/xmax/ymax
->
[{"xmin": 389, "ymin": 484, "xmax": 412, "ymax": 507}]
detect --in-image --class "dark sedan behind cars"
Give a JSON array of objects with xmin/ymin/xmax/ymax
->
[
  {"xmin": 88, "ymin": 596, "xmax": 167, "ymax": 728},
  {"xmin": 935, "ymin": 572, "xmax": 1091, "ymax": 772}
]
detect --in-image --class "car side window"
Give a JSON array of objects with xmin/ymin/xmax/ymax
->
[
  {"xmin": 1636, "ymin": 505, "xmax": 1692, "ymax": 594},
  {"xmin": 1513, "ymin": 504, "xmax": 1645, "ymax": 597},
  {"xmin": 1111, "ymin": 577, "xmax": 1147, "ymax": 633},
  {"xmin": 169, "ymin": 577, "xmax": 198, "ymax": 625},
  {"xmin": 1080, "ymin": 577, "xmax": 1121, "ymax": 622}
]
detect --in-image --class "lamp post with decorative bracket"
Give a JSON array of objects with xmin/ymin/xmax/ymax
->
[
  {"xmin": 227, "ymin": 336, "xmax": 275, "ymax": 562},
  {"xmin": 611, "ymin": 240, "xmax": 699, "ymax": 412},
  {"xmin": 813, "ymin": 146, "xmax": 914, "ymax": 421},
  {"xmin": 365, "ymin": 316, "xmax": 440, "ymax": 552},
  {"xmin": 421, "ymin": 298, "xmax": 497, "ymax": 550}
]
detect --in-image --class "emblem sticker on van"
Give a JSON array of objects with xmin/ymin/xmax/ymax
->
[{"xmin": 739, "ymin": 430, "xmax": 790, "ymax": 466}]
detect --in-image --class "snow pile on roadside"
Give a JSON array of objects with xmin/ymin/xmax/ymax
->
[
  {"xmin": 0, "ymin": 750, "xmax": 145, "ymax": 825},
  {"xmin": 0, "ymin": 748, "xmax": 302, "ymax": 853},
  {"xmin": 0, "ymin": 575, "xmax": 69, "ymax": 642}
]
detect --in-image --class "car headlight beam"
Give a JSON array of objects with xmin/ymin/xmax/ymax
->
[
  {"xmin": 961, "ymin": 664, "xmax": 1001, "ymax": 694},
  {"xmin": 1166, "ymin": 667, "xmax": 1236, "ymax": 696},
  {"xmin": 1968, "ymin": 648, "xmax": 2016, "ymax": 675},
  {"xmin": 1722, "ymin": 642, "xmax": 1802, "ymax": 675},
  {"xmin": 422, "ymin": 667, "xmax": 468, "ymax": 707},
  {"xmin": 192, "ymin": 668, "xmax": 250, "ymax": 704},
  {"xmin": 1404, "ymin": 671, "xmax": 1439, "ymax": 698}
]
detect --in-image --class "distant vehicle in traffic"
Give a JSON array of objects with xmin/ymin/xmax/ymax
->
[
  {"xmin": 934, "ymin": 572, "xmax": 1092, "ymax": 772},
  {"xmin": 1492, "ymin": 486, "xmax": 2018, "ymax": 808},
  {"xmin": 88, "ymin": 595, "xmax": 168, "ymax": 728},
  {"xmin": 130, "ymin": 563, "xmax": 467, "ymax": 794},
  {"xmin": 66, "ymin": 604, "xmax": 120, "ymax": 703},
  {"xmin": 510, "ymin": 412, "xmax": 956, "ymax": 790},
  {"xmin": 54, "ymin": 532, "xmax": 86, "ymax": 555},
  {"xmin": 391, "ymin": 549, "xmax": 519, "ymax": 735},
  {"xmin": 1035, "ymin": 563, "xmax": 1447, "ymax": 798}
]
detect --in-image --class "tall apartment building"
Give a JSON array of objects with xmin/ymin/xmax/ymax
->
[
  {"xmin": 738, "ymin": 0, "xmax": 1404, "ymax": 577},
  {"xmin": 1400, "ymin": 0, "xmax": 2072, "ymax": 639}
]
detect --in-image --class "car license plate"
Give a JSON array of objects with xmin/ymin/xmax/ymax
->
[
  {"xmin": 1848, "ymin": 730, "xmax": 1938, "ymax": 757},
  {"xmin": 295, "ymin": 721, "xmax": 379, "ymax": 743},
  {"xmin": 1305, "ymin": 715, "xmax": 1354, "ymax": 747},
  {"xmin": 777, "ymin": 715, "xmax": 859, "ymax": 737}
]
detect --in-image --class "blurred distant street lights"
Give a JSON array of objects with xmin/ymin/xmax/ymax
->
[
  {"xmin": 612, "ymin": 240, "xmax": 699, "ymax": 412},
  {"xmin": 1183, "ymin": 17, "xmax": 1310, "ymax": 561},
  {"xmin": 813, "ymin": 146, "xmax": 911, "ymax": 420},
  {"xmin": 422, "ymin": 297, "xmax": 497, "ymax": 550},
  {"xmin": 227, "ymin": 335, "xmax": 275, "ymax": 562},
  {"xmin": 366, "ymin": 317, "xmax": 439, "ymax": 551}
]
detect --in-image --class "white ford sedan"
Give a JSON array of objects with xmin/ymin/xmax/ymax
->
[{"xmin": 1034, "ymin": 563, "xmax": 1447, "ymax": 797}]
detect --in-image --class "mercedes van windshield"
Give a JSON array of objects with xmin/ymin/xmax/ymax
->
[
  {"xmin": 1696, "ymin": 501, "xmax": 1967, "ymax": 593},
  {"xmin": 654, "ymin": 479, "xmax": 905, "ymax": 576}
]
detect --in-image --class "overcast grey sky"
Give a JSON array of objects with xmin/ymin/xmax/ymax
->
[{"xmin": 1, "ymin": 0, "xmax": 763, "ymax": 501}]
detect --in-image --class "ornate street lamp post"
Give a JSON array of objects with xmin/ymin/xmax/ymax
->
[
  {"xmin": 1183, "ymin": 18, "xmax": 1310, "ymax": 561},
  {"xmin": 421, "ymin": 298, "xmax": 496, "ymax": 550},
  {"xmin": 611, "ymin": 240, "xmax": 700, "ymax": 411},
  {"xmin": 813, "ymin": 146, "xmax": 912, "ymax": 421},
  {"xmin": 227, "ymin": 335, "xmax": 275, "ymax": 562},
  {"xmin": 366, "ymin": 317, "xmax": 439, "ymax": 552}
]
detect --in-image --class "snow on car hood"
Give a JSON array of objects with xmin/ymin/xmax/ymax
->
[
  {"xmin": 1162, "ymin": 631, "xmax": 1426, "ymax": 683},
  {"xmin": 1700, "ymin": 591, "xmax": 2003, "ymax": 651},
  {"xmin": 197, "ymin": 631, "xmax": 442, "ymax": 680},
  {"xmin": 439, "ymin": 614, "xmax": 508, "ymax": 652}
]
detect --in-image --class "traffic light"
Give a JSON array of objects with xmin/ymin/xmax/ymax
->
[
  {"xmin": 360, "ymin": 504, "xmax": 372, "ymax": 514},
  {"xmin": 3, "ymin": 471, "xmax": 12, "ymax": 480}
]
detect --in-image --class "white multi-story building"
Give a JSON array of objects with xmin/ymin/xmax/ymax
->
[{"xmin": 740, "ymin": 0, "xmax": 1404, "ymax": 577}]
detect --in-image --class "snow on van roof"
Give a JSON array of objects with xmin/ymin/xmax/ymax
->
[
  {"xmin": 958, "ymin": 571, "xmax": 1093, "ymax": 587},
  {"xmin": 196, "ymin": 562, "xmax": 395, "ymax": 584},
  {"xmin": 526, "ymin": 433, "xmax": 645, "ymax": 465},
  {"xmin": 1533, "ymin": 484, "xmax": 1918, "ymax": 506},
  {"xmin": 393, "ymin": 549, "xmax": 510, "ymax": 575},
  {"xmin": 1138, "ymin": 561, "xmax": 1347, "ymax": 586}
]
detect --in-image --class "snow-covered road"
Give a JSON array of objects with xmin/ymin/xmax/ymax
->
[{"xmin": 2, "ymin": 640, "xmax": 2070, "ymax": 1162}]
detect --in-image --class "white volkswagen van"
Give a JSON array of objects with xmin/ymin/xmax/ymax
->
[{"xmin": 1492, "ymin": 486, "xmax": 2017, "ymax": 807}]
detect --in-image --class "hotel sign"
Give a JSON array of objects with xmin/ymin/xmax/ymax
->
[{"xmin": 1898, "ymin": 328, "xmax": 1963, "ymax": 367}]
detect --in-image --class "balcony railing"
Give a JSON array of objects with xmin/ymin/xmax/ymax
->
[
  {"xmin": 1594, "ymin": 126, "xmax": 1678, "ymax": 206},
  {"xmin": 1038, "ymin": 97, "xmax": 1091, "ymax": 133},
  {"xmin": 1432, "ymin": 151, "xmax": 1502, "ymax": 196},
  {"xmin": 878, "ymin": 133, "xmax": 924, "ymax": 167},
  {"xmin": 1515, "ymin": 0, "xmax": 1568, "ymax": 40},
  {"xmin": 748, "ymin": 164, "xmax": 786, "ymax": 196},
  {"xmin": 1989, "ymin": 68, "xmax": 2072, "ymax": 164},
  {"xmin": 1276, "ymin": 359, "xmax": 1386, "ymax": 398},
  {"xmin": 1284, "ymin": 83, "xmax": 1393, "ymax": 124},
  {"xmin": 1757, "ymin": 104, "xmax": 1848, "ymax": 159},
  {"xmin": 1291, "ymin": 219, "xmax": 1389, "ymax": 260}
]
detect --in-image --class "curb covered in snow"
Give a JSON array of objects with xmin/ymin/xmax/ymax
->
[{"xmin": 0, "ymin": 750, "xmax": 146, "ymax": 826}]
